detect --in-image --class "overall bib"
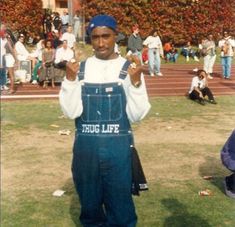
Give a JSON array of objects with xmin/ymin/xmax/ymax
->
[{"xmin": 72, "ymin": 61, "xmax": 137, "ymax": 227}]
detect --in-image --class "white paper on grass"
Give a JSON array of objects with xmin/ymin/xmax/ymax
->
[{"xmin": 53, "ymin": 189, "xmax": 65, "ymax": 197}]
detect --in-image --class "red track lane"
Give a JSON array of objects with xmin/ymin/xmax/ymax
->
[{"xmin": 1, "ymin": 64, "xmax": 235, "ymax": 100}]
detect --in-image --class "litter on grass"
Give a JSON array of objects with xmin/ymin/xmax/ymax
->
[
  {"xmin": 53, "ymin": 189, "xmax": 65, "ymax": 197},
  {"xmin": 58, "ymin": 115, "xmax": 66, "ymax": 119},
  {"xmin": 50, "ymin": 124, "xmax": 60, "ymax": 128},
  {"xmin": 58, "ymin": 129, "xmax": 71, "ymax": 135},
  {"xmin": 203, "ymin": 176, "xmax": 213, "ymax": 180},
  {"xmin": 198, "ymin": 189, "xmax": 212, "ymax": 196}
]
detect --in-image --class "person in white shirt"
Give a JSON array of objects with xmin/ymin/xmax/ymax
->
[
  {"xmin": 201, "ymin": 34, "xmax": 216, "ymax": 79},
  {"xmin": 54, "ymin": 40, "xmax": 74, "ymax": 69},
  {"xmin": 143, "ymin": 29, "xmax": 164, "ymax": 77},
  {"xmin": 60, "ymin": 25, "xmax": 76, "ymax": 49},
  {"xmin": 59, "ymin": 14, "xmax": 150, "ymax": 227},
  {"xmin": 188, "ymin": 69, "xmax": 216, "ymax": 105},
  {"xmin": 0, "ymin": 28, "xmax": 8, "ymax": 91},
  {"xmin": 14, "ymin": 34, "xmax": 37, "ymax": 68},
  {"xmin": 61, "ymin": 10, "xmax": 69, "ymax": 33},
  {"xmin": 218, "ymin": 31, "xmax": 235, "ymax": 79}
]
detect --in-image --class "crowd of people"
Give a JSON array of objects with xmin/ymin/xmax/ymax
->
[
  {"xmin": 0, "ymin": 9, "xmax": 81, "ymax": 92},
  {"xmin": 0, "ymin": 12, "xmax": 234, "ymax": 97}
]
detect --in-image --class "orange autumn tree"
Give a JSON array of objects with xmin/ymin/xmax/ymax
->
[
  {"xmin": 0, "ymin": 0, "xmax": 44, "ymax": 36},
  {"xmin": 81, "ymin": 0, "xmax": 235, "ymax": 45}
]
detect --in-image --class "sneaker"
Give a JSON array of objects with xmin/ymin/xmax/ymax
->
[
  {"xmin": 208, "ymin": 75, "xmax": 213, "ymax": 79},
  {"xmin": 3, "ymin": 85, "xmax": 9, "ymax": 90},
  {"xmin": 157, "ymin": 72, "xmax": 163, "ymax": 76},
  {"xmin": 193, "ymin": 68, "xmax": 198, "ymax": 72},
  {"xmin": 31, "ymin": 80, "xmax": 38, "ymax": 85},
  {"xmin": 209, "ymin": 100, "xmax": 217, "ymax": 104},
  {"xmin": 194, "ymin": 56, "xmax": 199, "ymax": 62},
  {"xmin": 150, "ymin": 73, "xmax": 155, "ymax": 77},
  {"xmin": 186, "ymin": 56, "xmax": 189, "ymax": 62},
  {"xmin": 224, "ymin": 177, "xmax": 235, "ymax": 199},
  {"xmin": 199, "ymin": 99, "xmax": 205, "ymax": 105}
]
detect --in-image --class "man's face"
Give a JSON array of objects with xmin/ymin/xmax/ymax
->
[
  {"xmin": 67, "ymin": 26, "xmax": 72, "ymax": 33},
  {"xmin": 199, "ymin": 72, "xmax": 206, "ymax": 80},
  {"xmin": 90, "ymin": 27, "xmax": 117, "ymax": 60},
  {"xmin": 62, "ymin": 41, "xmax": 68, "ymax": 49},
  {"xmin": 19, "ymin": 36, "xmax": 24, "ymax": 43}
]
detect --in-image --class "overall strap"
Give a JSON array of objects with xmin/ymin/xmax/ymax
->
[
  {"xmin": 119, "ymin": 60, "xmax": 131, "ymax": 80},
  {"xmin": 78, "ymin": 61, "xmax": 86, "ymax": 81}
]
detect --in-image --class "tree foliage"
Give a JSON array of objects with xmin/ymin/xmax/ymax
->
[
  {"xmin": 0, "ymin": 0, "xmax": 44, "ymax": 37},
  {"xmin": 81, "ymin": 0, "xmax": 235, "ymax": 45}
]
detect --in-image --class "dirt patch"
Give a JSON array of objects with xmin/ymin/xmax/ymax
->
[
  {"xmin": 2, "ymin": 112, "xmax": 234, "ymax": 194},
  {"xmin": 2, "ymin": 127, "xmax": 74, "ymax": 193},
  {"xmin": 134, "ymin": 115, "xmax": 234, "ymax": 145}
]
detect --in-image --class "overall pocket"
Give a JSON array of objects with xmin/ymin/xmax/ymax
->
[{"xmin": 81, "ymin": 93, "xmax": 123, "ymax": 122}]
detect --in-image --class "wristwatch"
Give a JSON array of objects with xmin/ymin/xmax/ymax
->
[{"xmin": 133, "ymin": 80, "xmax": 142, "ymax": 88}]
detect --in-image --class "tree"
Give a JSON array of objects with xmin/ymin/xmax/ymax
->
[
  {"xmin": 81, "ymin": 0, "xmax": 235, "ymax": 45},
  {"xmin": 0, "ymin": 0, "xmax": 44, "ymax": 37}
]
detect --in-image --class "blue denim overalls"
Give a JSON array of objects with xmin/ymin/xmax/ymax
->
[{"xmin": 72, "ymin": 60, "xmax": 137, "ymax": 227}]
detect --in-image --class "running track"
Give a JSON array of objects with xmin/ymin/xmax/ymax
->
[{"xmin": 1, "ymin": 63, "xmax": 235, "ymax": 100}]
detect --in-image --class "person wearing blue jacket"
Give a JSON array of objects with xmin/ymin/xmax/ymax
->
[{"xmin": 221, "ymin": 129, "xmax": 235, "ymax": 199}]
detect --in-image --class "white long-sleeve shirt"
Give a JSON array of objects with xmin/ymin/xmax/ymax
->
[
  {"xmin": 61, "ymin": 32, "xmax": 76, "ymax": 49},
  {"xmin": 189, "ymin": 76, "xmax": 206, "ymax": 94},
  {"xmin": 143, "ymin": 35, "xmax": 163, "ymax": 55},
  {"xmin": 59, "ymin": 56, "xmax": 151, "ymax": 123},
  {"xmin": 54, "ymin": 46, "xmax": 74, "ymax": 64},
  {"xmin": 15, "ymin": 41, "xmax": 30, "ymax": 61}
]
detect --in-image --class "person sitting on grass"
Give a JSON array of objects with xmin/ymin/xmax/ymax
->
[
  {"xmin": 221, "ymin": 129, "xmax": 235, "ymax": 199},
  {"xmin": 188, "ymin": 69, "xmax": 217, "ymax": 105},
  {"xmin": 166, "ymin": 43, "xmax": 179, "ymax": 63},
  {"xmin": 181, "ymin": 41, "xmax": 199, "ymax": 62}
]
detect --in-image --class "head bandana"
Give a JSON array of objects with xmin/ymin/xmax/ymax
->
[{"xmin": 87, "ymin": 14, "xmax": 117, "ymax": 35}]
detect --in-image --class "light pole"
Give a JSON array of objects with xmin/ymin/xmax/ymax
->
[
  {"xmin": 68, "ymin": 0, "xmax": 73, "ymax": 25},
  {"xmin": 82, "ymin": 0, "xmax": 86, "ymax": 44}
]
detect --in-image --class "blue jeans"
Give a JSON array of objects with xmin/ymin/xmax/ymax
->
[
  {"xmin": 132, "ymin": 50, "xmax": 143, "ymax": 65},
  {"xmin": 221, "ymin": 56, "xmax": 232, "ymax": 78},
  {"xmin": 148, "ymin": 48, "xmax": 161, "ymax": 74},
  {"xmin": 0, "ymin": 68, "xmax": 7, "ymax": 86},
  {"xmin": 166, "ymin": 53, "xmax": 179, "ymax": 62}
]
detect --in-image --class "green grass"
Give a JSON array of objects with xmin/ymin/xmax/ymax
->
[{"xmin": 1, "ymin": 97, "xmax": 235, "ymax": 227}]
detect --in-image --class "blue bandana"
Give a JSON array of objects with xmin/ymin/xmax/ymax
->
[{"xmin": 87, "ymin": 15, "xmax": 117, "ymax": 35}]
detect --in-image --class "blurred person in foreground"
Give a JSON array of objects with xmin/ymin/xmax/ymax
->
[
  {"xmin": 221, "ymin": 129, "xmax": 235, "ymax": 199},
  {"xmin": 59, "ymin": 14, "xmax": 151, "ymax": 227},
  {"xmin": 188, "ymin": 69, "xmax": 217, "ymax": 105}
]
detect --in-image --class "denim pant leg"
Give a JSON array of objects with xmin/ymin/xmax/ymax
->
[
  {"xmin": 72, "ymin": 135, "xmax": 107, "ymax": 226},
  {"xmin": 155, "ymin": 51, "xmax": 161, "ymax": 73},
  {"xmin": 102, "ymin": 136, "xmax": 137, "ymax": 227},
  {"xmin": 0, "ymin": 68, "xmax": 6, "ymax": 86},
  {"xmin": 221, "ymin": 57, "xmax": 232, "ymax": 77},
  {"xmin": 173, "ymin": 53, "xmax": 179, "ymax": 62},
  {"xmin": 148, "ymin": 49, "xmax": 155, "ymax": 74},
  {"xmin": 226, "ymin": 57, "xmax": 232, "ymax": 78},
  {"xmin": 133, "ymin": 51, "xmax": 143, "ymax": 65}
]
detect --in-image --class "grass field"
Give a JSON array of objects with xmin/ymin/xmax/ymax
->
[{"xmin": 1, "ymin": 96, "xmax": 235, "ymax": 227}]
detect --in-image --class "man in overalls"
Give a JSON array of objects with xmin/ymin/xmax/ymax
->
[{"xmin": 59, "ymin": 15, "xmax": 151, "ymax": 227}]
